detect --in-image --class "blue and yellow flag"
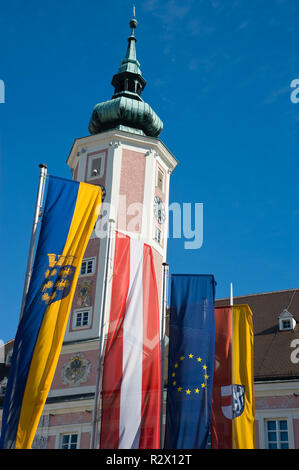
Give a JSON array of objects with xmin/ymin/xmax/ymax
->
[
  {"xmin": 164, "ymin": 274, "xmax": 216, "ymax": 449},
  {"xmin": 0, "ymin": 175, "xmax": 102, "ymax": 449}
]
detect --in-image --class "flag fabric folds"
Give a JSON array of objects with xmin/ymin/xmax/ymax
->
[
  {"xmin": 0, "ymin": 175, "xmax": 102, "ymax": 449},
  {"xmin": 100, "ymin": 231, "xmax": 161, "ymax": 449},
  {"xmin": 164, "ymin": 274, "xmax": 216, "ymax": 449},
  {"xmin": 211, "ymin": 304, "xmax": 255, "ymax": 449}
]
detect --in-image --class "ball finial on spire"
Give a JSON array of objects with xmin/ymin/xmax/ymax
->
[{"xmin": 129, "ymin": 5, "xmax": 138, "ymax": 30}]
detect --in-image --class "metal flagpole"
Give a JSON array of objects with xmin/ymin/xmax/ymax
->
[
  {"xmin": 230, "ymin": 282, "xmax": 234, "ymax": 307},
  {"xmin": 230, "ymin": 281, "xmax": 234, "ymax": 431},
  {"xmin": 90, "ymin": 218, "xmax": 115, "ymax": 449},
  {"xmin": 19, "ymin": 163, "xmax": 48, "ymax": 322},
  {"xmin": 160, "ymin": 262, "xmax": 169, "ymax": 448}
]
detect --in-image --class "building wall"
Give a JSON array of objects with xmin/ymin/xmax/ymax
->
[
  {"xmin": 27, "ymin": 384, "xmax": 299, "ymax": 449},
  {"xmin": 254, "ymin": 381, "xmax": 299, "ymax": 449},
  {"xmin": 2, "ymin": 346, "xmax": 299, "ymax": 449}
]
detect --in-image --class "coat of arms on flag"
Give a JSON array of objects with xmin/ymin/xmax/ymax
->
[
  {"xmin": 232, "ymin": 384, "xmax": 245, "ymax": 418},
  {"xmin": 220, "ymin": 384, "xmax": 245, "ymax": 420}
]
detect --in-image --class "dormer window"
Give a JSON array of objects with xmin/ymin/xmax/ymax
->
[
  {"xmin": 282, "ymin": 319, "xmax": 291, "ymax": 329},
  {"xmin": 278, "ymin": 309, "xmax": 296, "ymax": 331}
]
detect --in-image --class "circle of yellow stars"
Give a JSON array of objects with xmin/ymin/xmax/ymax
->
[{"xmin": 171, "ymin": 354, "xmax": 209, "ymax": 396}]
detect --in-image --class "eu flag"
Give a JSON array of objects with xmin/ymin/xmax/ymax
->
[{"xmin": 164, "ymin": 274, "xmax": 216, "ymax": 449}]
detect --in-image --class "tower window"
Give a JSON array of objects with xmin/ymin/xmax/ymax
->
[
  {"xmin": 156, "ymin": 168, "xmax": 164, "ymax": 193},
  {"xmin": 73, "ymin": 308, "xmax": 92, "ymax": 329},
  {"xmin": 128, "ymin": 80, "xmax": 136, "ymax": 93},
  {"xmin": 80, "ymin": 257, "xmax": 96, "ymax": 276},
  {"xmin": 87, "ymin": 154, "xmax": 105, "ymax": 180}
]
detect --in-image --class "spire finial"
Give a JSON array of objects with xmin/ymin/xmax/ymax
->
[
  {"xmin": 88, "ymin": 3, "xmax": 163, "ymax": 137},
  {"xmin": 129, "ymin": 5, "xmax": 138, "ymax": 34},
  {"xmin": 110, "ymin": 6, "xmax": 146, "ymax": 102}
]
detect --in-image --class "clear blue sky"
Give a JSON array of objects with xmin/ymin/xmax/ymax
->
[{"xmin": 1, "ymin": 0, "xmax": 299, "ymax": 343}]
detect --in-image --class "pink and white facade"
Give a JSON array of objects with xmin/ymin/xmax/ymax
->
[{"xmin": 254, "ymin": 382, "xmax": 299, "ymax": 449}]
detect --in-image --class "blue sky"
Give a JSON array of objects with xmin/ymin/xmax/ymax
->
[{"xmin": 1, "ymin": 0, "xmax": 299, "ymax": 342}]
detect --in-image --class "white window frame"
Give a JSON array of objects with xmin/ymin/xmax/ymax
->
[
  {"xmin": 80, "ymin": 257, "xmax": 96, "ymax": 276},
  {"xmin": 87, "ymin": 153, "xmax": 105, "ymax": 181},
  {"xmin": 73, "ymin": 307, "xmax": 92, "ymax": 330},
  {"xmin": 156, "ymin": 167, "xmax": 165, "ymax": 193},
  {"xmin": 256, "ymin": 409, "xmax": 295, "ymax": 449},
  {"xmin": 264, "ymin": 418, "xmax": 290, "ymax": 449},
  {"xmin": 59, "ymin": 432, "xmax": 79, "ymax": 449}
]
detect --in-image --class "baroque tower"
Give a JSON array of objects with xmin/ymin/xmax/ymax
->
[{"xmin": 41, "ymin": 14, "xmax": 177, "ymax": 450}]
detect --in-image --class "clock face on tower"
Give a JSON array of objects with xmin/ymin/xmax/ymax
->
[{"xmin": 154, "ymin": 196, "xmax": 166, "ymax": 224}]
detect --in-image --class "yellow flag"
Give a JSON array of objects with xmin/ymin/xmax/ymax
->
[
  {"xmin": 0, "ymin": 176, "xmax": 102, "ymax": 449},
  {"xmin": 232, "ymin": 305, "xmax": 255, "ymax": 449}
]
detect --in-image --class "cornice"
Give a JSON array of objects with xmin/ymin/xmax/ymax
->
[{"xmin": 66, "ymin": 129, "xmax": 178, "ymax": 175}]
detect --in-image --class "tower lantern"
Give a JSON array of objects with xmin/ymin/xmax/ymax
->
[{"xmin": 88, "ymin": 15, "xmax": 163, "ymax": 138}]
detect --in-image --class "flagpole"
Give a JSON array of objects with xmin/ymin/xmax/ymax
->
[
  {"xmin": 90, "ymin": 218, "xmax": 115, "ymax": 449},
  {"xmin": 230, "ymin": 281, "xmax": 234, "ymax": 439},
  {"xmin": 19, "ymin": 163, "xmax": 48, "ymax": 321},
  {"xmin": 160, "ymin": 262, "xmax": 169, "ymax": 449}
]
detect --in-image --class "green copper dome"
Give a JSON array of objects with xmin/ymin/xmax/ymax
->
[
  {"xmin": 88, "ymin": 96, "xmax": 163, "ymax": 138},
  {"xmin": 88, "ymin": 14, "xmax": 163, "ymax": 138}
]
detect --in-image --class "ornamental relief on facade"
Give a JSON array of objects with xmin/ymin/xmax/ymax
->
[
  {"xmin": 61, "ymin": 353, "xmax": 91, "ymax": 386},
  {"xmin": 76, "ymin": 279, "xmax": 92, "ymax": 307}
]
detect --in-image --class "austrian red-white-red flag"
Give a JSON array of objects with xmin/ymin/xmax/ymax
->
[{"xmin": 100, "ymin": 231, "xmax": 161, "ymax": 449}]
